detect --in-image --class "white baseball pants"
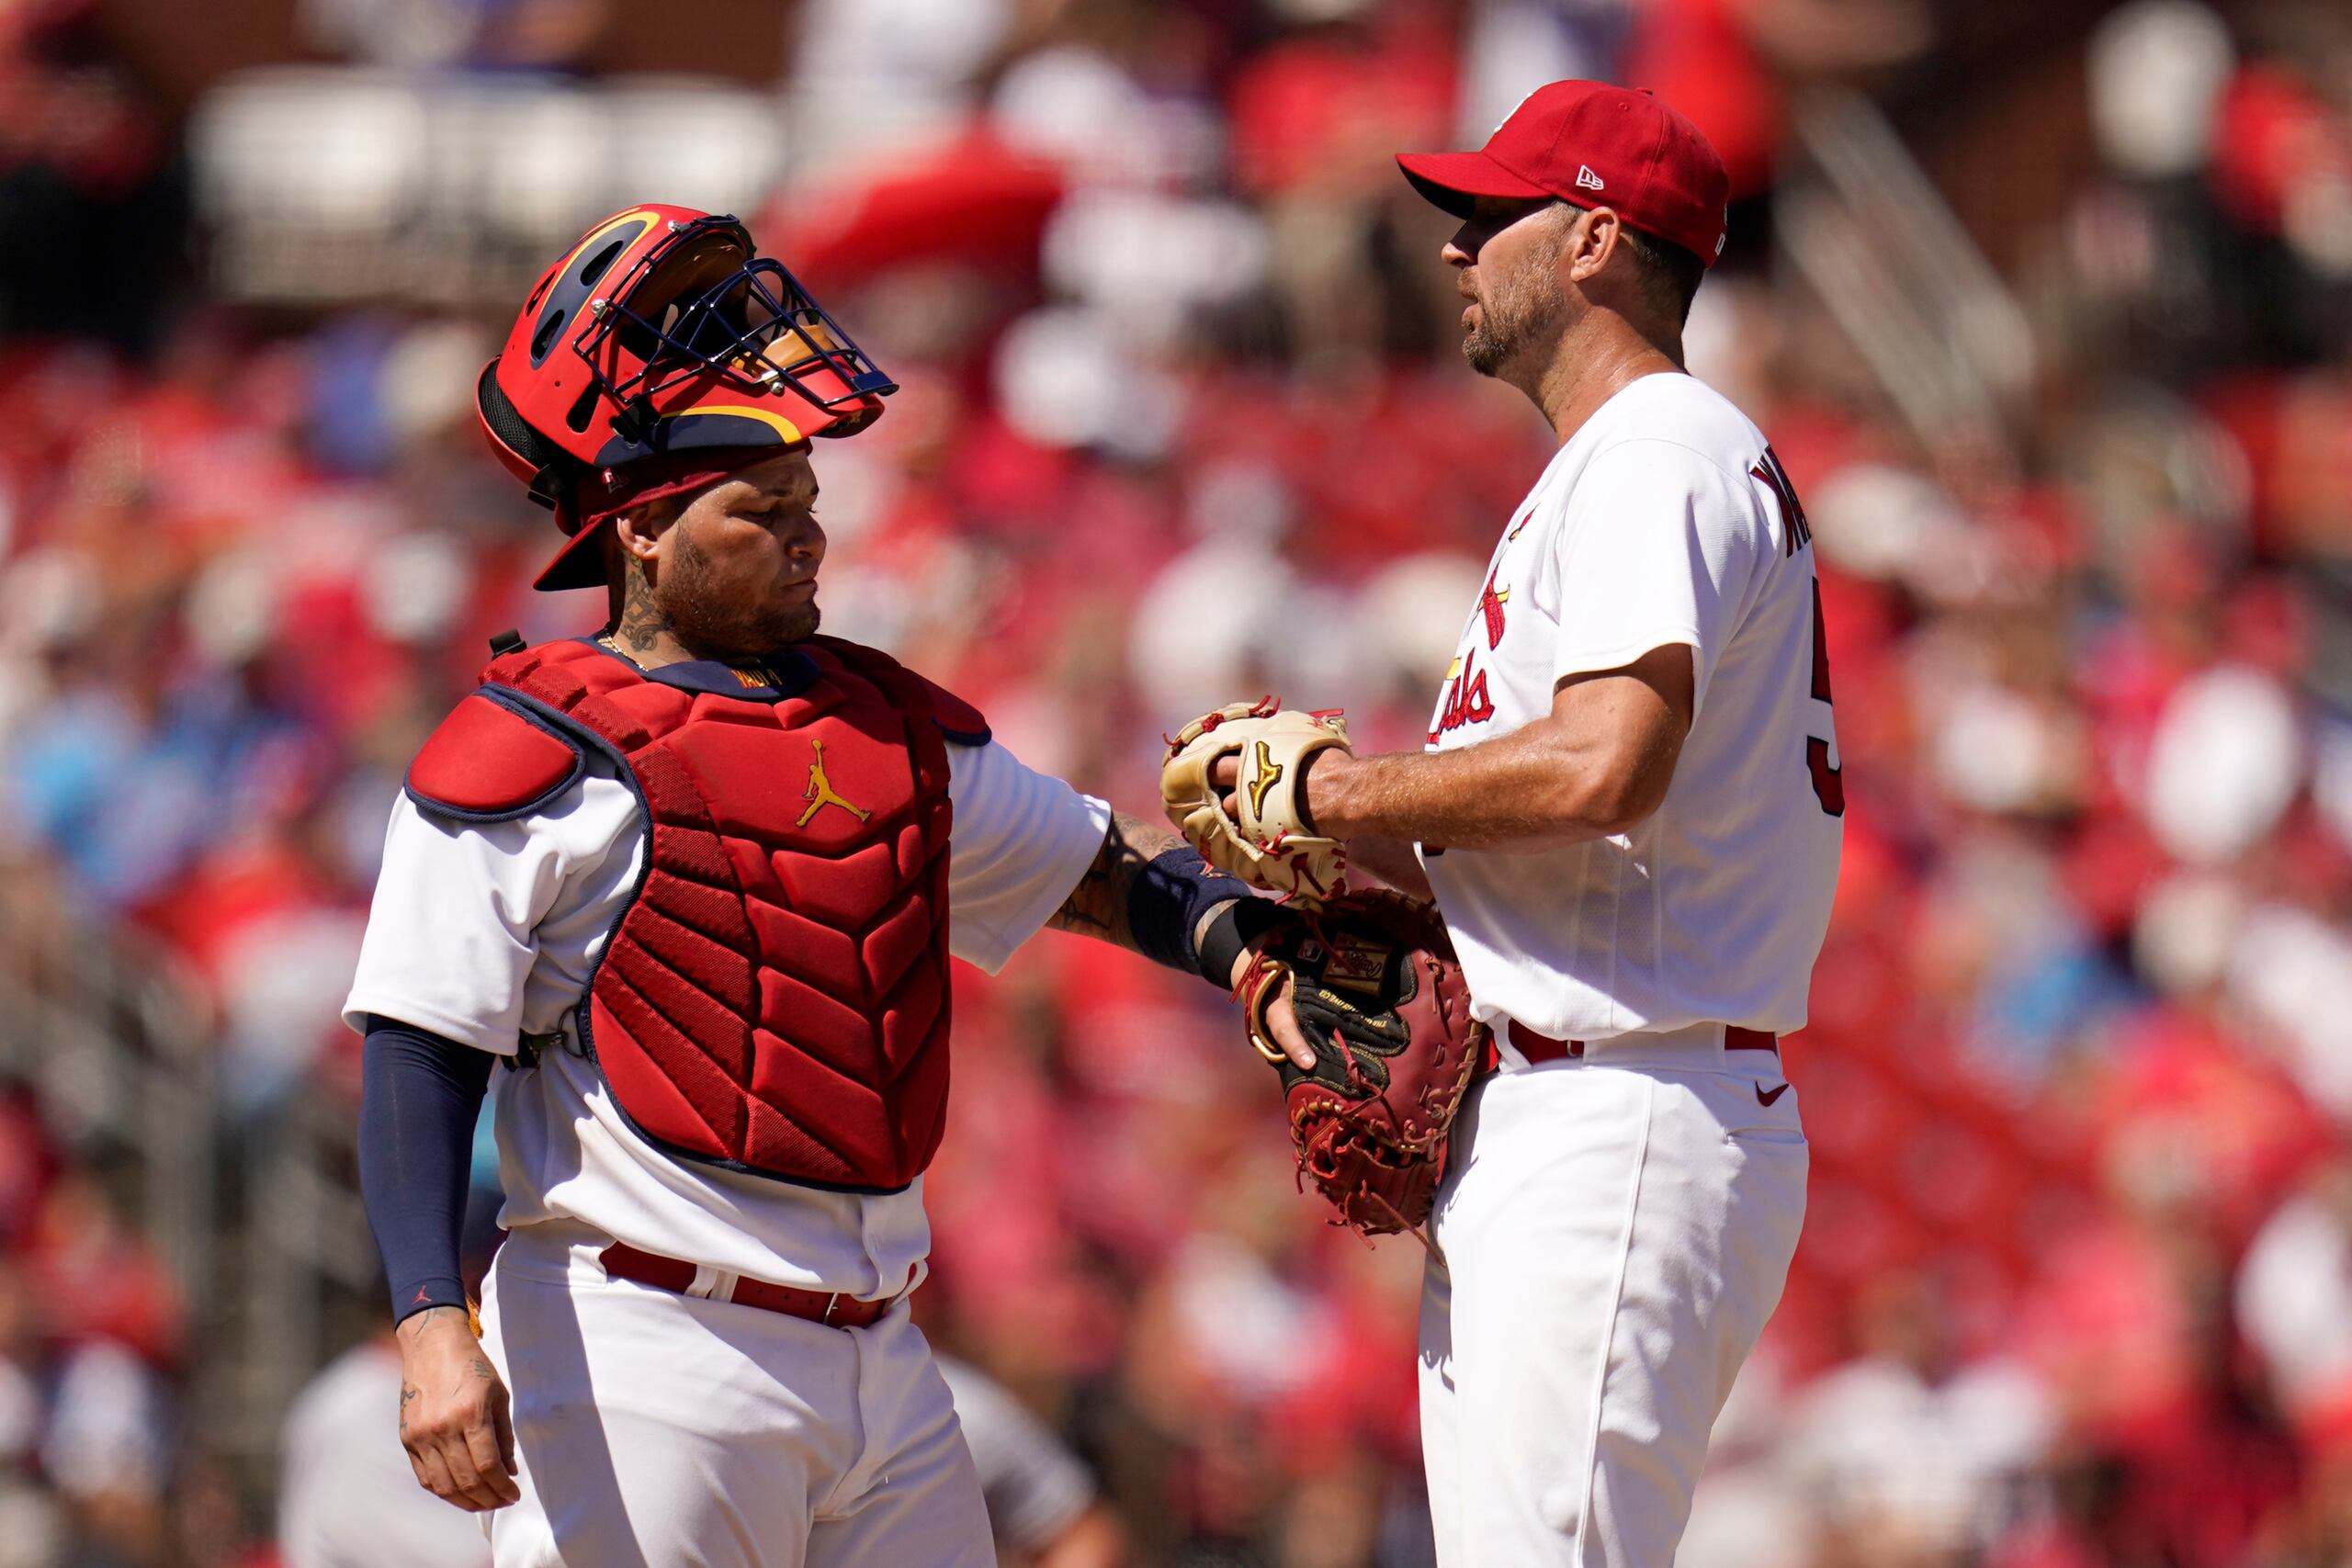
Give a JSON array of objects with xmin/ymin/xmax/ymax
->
[
  {"xmin": 476, "ymin": 1223, "xmax": 993, "ymax": 1568},
  {"xmin": 1419, "ymin": 1052, "xmax": 1807, "ymax": 1567}
]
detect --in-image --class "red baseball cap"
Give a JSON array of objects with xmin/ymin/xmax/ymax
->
[{"xmin": 1397, "ymin": 81, "xmax": 1730, "ymax": 265}]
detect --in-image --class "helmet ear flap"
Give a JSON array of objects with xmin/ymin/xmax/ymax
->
[{"xmin": 477, "ymin": 359, "xmax": 583, "ymax": 509}]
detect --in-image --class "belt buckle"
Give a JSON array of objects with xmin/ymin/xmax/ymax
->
[
  {"xmin": 821, "ymin": 1292, "xmax": 842, "ymax": 1325},
  {"xmin": 514, "ymin": 1029, "xmax": 564, "ymax": 1068}
]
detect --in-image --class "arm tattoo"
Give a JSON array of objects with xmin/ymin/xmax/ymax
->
[{"xmin": 1047, "ymin": 812, "xmax": 1182, "ymax": 951}]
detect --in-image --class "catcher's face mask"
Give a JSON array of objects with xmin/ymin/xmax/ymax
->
[{"xmin": 474, "ymin": 204, "xmax": 896, "ymax": 590}]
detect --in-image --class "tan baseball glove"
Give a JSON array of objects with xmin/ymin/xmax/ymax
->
[{"xmin": 1161, "ymin": 697, "xmax": 1351, "ymax": 905}]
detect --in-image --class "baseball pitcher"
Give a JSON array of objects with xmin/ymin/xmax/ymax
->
[{"xmin": 1166, "ymin": 84, "xmax": 1842, "ymax": 1566}]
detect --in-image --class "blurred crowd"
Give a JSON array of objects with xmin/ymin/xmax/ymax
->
[{"xmin": 0, "ymin": 0, "xmax": 2347, "ymax": 1563}]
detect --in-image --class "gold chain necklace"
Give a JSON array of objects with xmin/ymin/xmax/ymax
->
[{"xmin": 600, "ymin": 632, "xmax": 776, "ymax": 689}]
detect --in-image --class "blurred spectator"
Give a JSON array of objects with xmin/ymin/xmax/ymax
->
[
  {"xmin": 277, "ymin": 1337, "xmax": 492, "ymax": 1568},
  {"xmin": 0, "ymin": 1, "xmax": 185, "ymax": 353},
  {"xmin": 1786, "ymin": 1277, "xmax": 2055, "ymax": 1566},
  {"xmin": 939, "ymin": 1353, "xmax": 1131, "ymax": 1568},
  {"xmin": 2238, "ymin": 1158, "xmax": 2352, "ymax": 1427}
]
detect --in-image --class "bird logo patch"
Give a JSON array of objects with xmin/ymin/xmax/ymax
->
[{"xmin": 1477, "ymin": 570, "xmax": 1510, "ymax": 649}]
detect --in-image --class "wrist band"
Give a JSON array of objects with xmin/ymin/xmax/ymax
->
[
  {"xmin": 1126, "ymin": 845, "xmax": 1257, "ymax": 975},
  {"xmin": 1196, "ymin": 896, "xmax": 1289, "ymax": 987}
]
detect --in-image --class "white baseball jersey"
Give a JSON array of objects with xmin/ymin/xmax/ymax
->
[
  {"xmin": 1418, "ymin": 371, "xmax": 1843, "ymax": 1043},
  {"xmin": 343, "ymin": 734, "xmax": 1110, "ymax": 1299}
]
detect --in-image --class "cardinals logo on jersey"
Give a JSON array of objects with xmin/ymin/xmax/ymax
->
[{"xmin": 1428, "ymin": 647, "xmax": 1497, "ymax": 743}]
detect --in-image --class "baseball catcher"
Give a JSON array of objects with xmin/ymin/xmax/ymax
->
[{"xmin": 350, "ymin": 204, "xmax": 1326, "ymax": 1568}]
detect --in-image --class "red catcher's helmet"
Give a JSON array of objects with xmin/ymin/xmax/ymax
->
[{"xmin": 475, "ymin": 204, "xmax": 896, "ymax": 590}]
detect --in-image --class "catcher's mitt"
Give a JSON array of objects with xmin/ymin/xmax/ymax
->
[
  {"xmin": 1162, "ymin": 698, "xmax": 1351, "ymax": 906},
  {"xmin": 1234, "ymin": 891, "xmax": 1489, "ymax": 1237}
]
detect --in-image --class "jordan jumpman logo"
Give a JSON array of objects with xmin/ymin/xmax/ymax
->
[{"xmin": 797, "ymin": 738, "xmax": 871, "ymax": 828}]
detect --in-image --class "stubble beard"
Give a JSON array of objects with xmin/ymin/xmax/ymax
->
[
  {"xmin": 652, "ymin": 527, "xmax": 820, "ymax": 660},
  {"xmin": 1461, "ymin": 261, "xmax": 1566, "ymax": 381}
]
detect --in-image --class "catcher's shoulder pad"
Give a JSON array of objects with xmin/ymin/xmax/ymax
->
[
  {"xmin": 914, "ymin": 674, "xmax": 989, "ymax": 747},
  {"xmin": 405, "ymin": 690, "xmax": 587, "ymax": 823},
  {"xmin": 804, "ymin": 634, "xmax": 989, "ymax": 746}
]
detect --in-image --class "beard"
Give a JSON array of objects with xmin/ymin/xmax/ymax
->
[
  {"xmin": 1461, "ymin": 260, "xmax": 1567, "ymax": 379},
  {"xmin": 651, "ymin": 526, "xmax": 820, "ymax": 660}
]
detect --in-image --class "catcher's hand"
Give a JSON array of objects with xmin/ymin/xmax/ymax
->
[
  {"xmin": 1232, "ymin": 892, "xmax": 1487, "ymax": 1237},
  {"xmin": 1162, "ymin": 698, "xmax": 1351, "ymax": 906},
  {"xmin": 395, "ymin": 1304, "xmax": 518, "ymax": 1512}
]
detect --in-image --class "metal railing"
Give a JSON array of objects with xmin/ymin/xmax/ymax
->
[
  {"xmin": 0, "ymin": 891, "xmax": 215, "ymax": 1308},
  {"xmin": 229, "ymin": 1081, "xmax": 376, "ymax": 1474},
  {"xmin": 1776, "ymin": 89, "xmax": 2037, "ymax": 453},
  {"xmin": 0, "ymin": 863, "xmax": 381, "ymax": 1494}
]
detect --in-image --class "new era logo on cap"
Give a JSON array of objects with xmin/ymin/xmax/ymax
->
[{"xmin": 1396, "ymin": 81, "xmax": 1732, "ymax": 269}]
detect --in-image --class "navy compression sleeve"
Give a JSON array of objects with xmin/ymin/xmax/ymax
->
[{"xmin": 358, "ymin": 1016, "xmax": 494, "ymax": 1324}]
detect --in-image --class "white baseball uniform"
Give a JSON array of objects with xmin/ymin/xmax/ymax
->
[
  {"xmin": 344, "ymin": 733, "xmax": 1111, "ymax": 1568},
  {"xmin": 1415, "ymin": 371, "xmax": 1840, "ymax": 1567}
]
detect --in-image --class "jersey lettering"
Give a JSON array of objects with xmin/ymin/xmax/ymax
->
[
  {"xmin": 1429, "ymin": 647, "xmax": 1498, "ymax": 743},
  {"xmin": 1749, "ymin": 447, "xmax": 1839, "ymax": 813},
  {"xmin": 1750, "ymin": 447, "xmax": 1812, "ymax": 557}
]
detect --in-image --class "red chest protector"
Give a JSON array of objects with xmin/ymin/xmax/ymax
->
[{"xmin": 405, "ymin": 636, "xmax": 988, "ymax": 1192}]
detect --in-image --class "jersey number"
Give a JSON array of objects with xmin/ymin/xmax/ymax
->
[
  {"xmin": 1756, "ymin": 445, "xmax": 1842, "ymax": 817},
  {"xmin": 1805, "ymin": 579, "xmax": 1843, "ymax": 816}
]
